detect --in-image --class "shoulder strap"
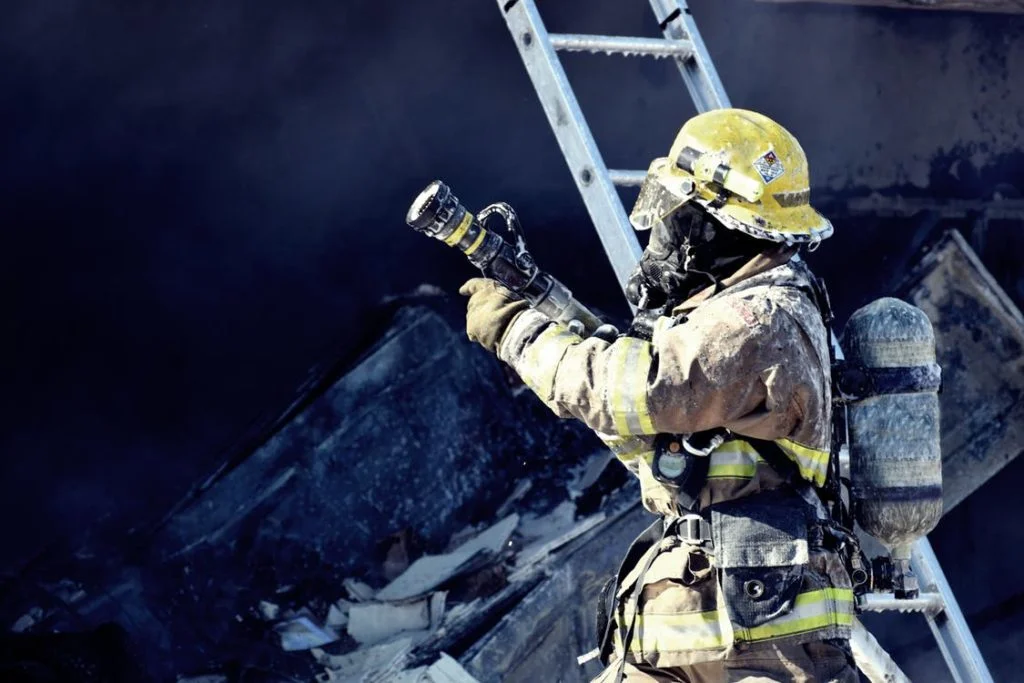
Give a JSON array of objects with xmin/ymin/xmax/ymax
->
[{"xmin": 773, "ymin": 273, "xmax": 853, "ymax": 530}]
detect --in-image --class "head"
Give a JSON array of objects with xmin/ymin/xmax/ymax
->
[{"xmin": 626, "ymin": 109, "xmax": 832, "ymax": 308}]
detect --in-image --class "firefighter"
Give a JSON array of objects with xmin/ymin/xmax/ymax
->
[{"xmin": 461, "ymin": 109, "xmax": 857, "ymax": 682}]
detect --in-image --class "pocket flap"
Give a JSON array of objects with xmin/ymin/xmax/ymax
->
[
  {"xmin": 710, "ymin": 490, "xmax": 809, "ymax": 569},
  {"xmin": 710, "ymin": 490, "xmax": 811, "ymax": 629}
]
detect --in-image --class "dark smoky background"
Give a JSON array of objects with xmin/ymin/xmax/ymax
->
[{"xmin": 1, "ymin": 0, "xmax": 1022, "ymax": 595}]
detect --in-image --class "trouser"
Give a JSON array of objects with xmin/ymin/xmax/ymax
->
[{"xmin": 595, "ymin": 639, "xmax": 858, "ymax": 683}]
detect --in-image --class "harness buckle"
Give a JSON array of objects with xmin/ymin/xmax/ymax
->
[{"xmin": 676, "ymin": 513, "xmax": 712, "ymax": 548}]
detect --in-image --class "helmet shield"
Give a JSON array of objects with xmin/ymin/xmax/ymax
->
[{"xmin": 628, "ymin": 158, "xmax": 696, "ymax": 232}]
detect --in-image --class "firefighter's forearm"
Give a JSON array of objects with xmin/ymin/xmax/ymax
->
[
  {"xmin": 498, "ymin": 309, "xmax": 775, "ymax": 437},
  {"xmin": 498, "ymin": 310, "xmax": 661, "ymax": 434},
  {"xmin": 497, "ymin": 310, "xmax": 587, "ymax": 418}
]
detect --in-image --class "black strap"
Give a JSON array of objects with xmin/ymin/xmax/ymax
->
[
  {"xmin": 743, "ymin": 437, "xmax": 802, "ymax": 485},
  {"xmin": 610, "ymin": 519, "xmax": 674, "ymax": 683},
  {"xmin": 597, "ymin": 517, "xmax": 664, "ymax": 668},
  {"xmin": 835, "ymin": 362, "xmax": 942, "ymax": 400},
  {"xmin": 785, "ymin": 275, "xmax": 848, "ymax": 522},
  {"xmin": 594, "ymin": 575, "xmax": 617, "ymax": 663}
]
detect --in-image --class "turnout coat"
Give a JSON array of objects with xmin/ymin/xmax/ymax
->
[{"xmin": 495, "ymin": 249, "xmax": 854, "ymax": 669}]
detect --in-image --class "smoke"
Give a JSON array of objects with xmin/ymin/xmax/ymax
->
[{"xmin": 1, "ymin": 0, "xmax": 1023, "ymax": 572}]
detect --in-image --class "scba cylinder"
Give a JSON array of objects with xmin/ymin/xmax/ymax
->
[{"xmin": 842, "ymin": 298, "xmax": 943, "ymax": 558}]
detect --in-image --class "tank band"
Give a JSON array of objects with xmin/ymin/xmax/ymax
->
[
  {"xmin": 836, "ymin": 362, "xmax": 941, "ymax": 399},
  {"xmin": 851, "ymin": 485, "xmax": 943, "ymax": 502}
]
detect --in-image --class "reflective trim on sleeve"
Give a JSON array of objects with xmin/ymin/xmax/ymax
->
[
  {"xmin": 599, "ymin": 434, "xmax": 656, "ymax": 466},
  {"xmin": 775, "ymin": 438, "xmax": 830, "ymax": 488},
  {"xmin": 498, "ymin": 309, "xmax": 551, "ymax": 363},
  {"xmin": 517, "ymin": 324, "xmax": 582, "ymax": 401},
  {"xmin": 615, "ymin": 610, "xmax": 726, "ymax": 655},
  {"xmin": 707, "ymin": 440, "xmax": 763, "ymax": 479},
  {"xmin": 736, "ymin": 587, "xmax": 854, "ymax": 643},
  {"xmin": 606, "ymin": 338, "xmax": 656, "ymax": 436}
]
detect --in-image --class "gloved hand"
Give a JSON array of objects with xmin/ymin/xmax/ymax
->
[{"xmin": 459, "ymin": 277, "xmax": 530, "ymax": 354}]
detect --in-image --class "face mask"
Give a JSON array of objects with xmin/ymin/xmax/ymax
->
[{"xmin": 625, "ymin": 207, "xmax": 765, "ymax": 309}]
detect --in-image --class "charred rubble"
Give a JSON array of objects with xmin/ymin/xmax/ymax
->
[
  {"xmin": 0, "ymin": 289, "xmax": 643, "ymax": 682},
  {"xmin": 2, "ymin": 230, "xmax": 1023, "ymax": 682}
]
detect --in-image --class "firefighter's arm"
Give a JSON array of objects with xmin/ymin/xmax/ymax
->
[{"xmin": 497, "ymin": 298, "xmax": 798, "ymax": 438}]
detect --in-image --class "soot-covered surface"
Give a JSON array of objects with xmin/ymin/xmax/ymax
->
[
  {"xmin": 2, "ymin": 0, "xmax": 1024, "ymax": 576},
  {"xmin": 1, "ymin": 0, "xmax": 1023, "ymax": 679},
  {"xmin": 0, "ymin": 294, "xmax": 605, "ymax": 680}
]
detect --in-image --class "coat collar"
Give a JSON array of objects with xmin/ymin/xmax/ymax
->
[{"xmin": 671, "ymin": 246, "xmax": 802, "ymax": 314}]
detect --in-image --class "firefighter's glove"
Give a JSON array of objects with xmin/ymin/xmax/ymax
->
[{"xmin": 460, "ymin": 277, "xmax": 530, "ymax": 354}]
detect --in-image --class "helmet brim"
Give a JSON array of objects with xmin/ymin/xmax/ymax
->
[{"xmin": 698, "ymin": 197, "xmax": 833, "ymax": 245}]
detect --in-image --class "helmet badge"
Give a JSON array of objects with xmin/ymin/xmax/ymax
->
[{"xmin": 752, "ymin": 149, "xmax": 785, "ymax": 184}]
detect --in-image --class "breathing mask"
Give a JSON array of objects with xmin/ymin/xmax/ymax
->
[{"xmin": 625, "ymin": 204, "xmax": 765, "ymax": 310}]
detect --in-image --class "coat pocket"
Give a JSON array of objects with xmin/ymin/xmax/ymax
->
[{"xmin": 710, "ymin": 489, "xmax": 810, "ymax": 629}]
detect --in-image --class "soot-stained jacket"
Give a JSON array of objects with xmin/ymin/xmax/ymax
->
[{"xmin": 494, "ymin": 249, "xmax": 853, "ymax": 666}]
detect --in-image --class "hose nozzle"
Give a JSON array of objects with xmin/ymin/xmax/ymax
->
[{"xmin": 406, "ymin": 180, "xmax": 603, "ymax": 335}]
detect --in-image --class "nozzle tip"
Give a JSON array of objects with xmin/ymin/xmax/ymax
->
[{"xmin": 405, "ymin": 180, "xmax": 444, "ymax": 228}]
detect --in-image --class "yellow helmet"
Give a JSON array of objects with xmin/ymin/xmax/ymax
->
[{"xmin": 629, "ymin": 108, "xmax": 832, "ymax": 245}]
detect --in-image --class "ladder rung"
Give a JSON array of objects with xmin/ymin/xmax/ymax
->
[
  {"xmin": 858, "ymin": 592, "xmax": 944, "ymax": 615},
  {"xmin": 549, "ymin": 34, "xmax": 694, "ymax": 60},
  {"xmin": 608, "ymin": 169, "xmax": 647, "ymax": 187}
]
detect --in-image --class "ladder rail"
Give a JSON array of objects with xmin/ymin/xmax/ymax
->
[
  {"xmin": 649, "ymin": 0, "xmax": 731, "ymax": 112},
  {"xmin": 499, "ymin": 0, "xmax": 642, "ymax": 293},
  {"xmin": 913, "ymin": 537, "xmax": 996, "ymax": 683},
  {"xmin": 851, "ymin": 619, "xmax": 912, "ymax": 683}
]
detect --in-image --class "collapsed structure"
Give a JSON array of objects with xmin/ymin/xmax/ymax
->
[{"xmin": 1, "ymin": 231, "xmax": 1021, "ymax": 682}]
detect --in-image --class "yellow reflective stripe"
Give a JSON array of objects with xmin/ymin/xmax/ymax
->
[
  {"xmin": 616, "ymin": 610, "xmax": 726, "ymax": 654},
  {"xmin": 737, "ymin": 588, "xmax": 854, "ymax": 642},
  {"xmin": 608, "ymin": 342, "xmax": 632, "ymax": 435},
  {"xmin": 707, "ymin": 440, "xmax": 762, "ymax": 480},
  {"xmin": 775, "ymin": 438, "xmax": 830, "ymax": 487},
  {"xmin": 615, "ymin": 447, "xmax": 655, "ymax": 466},
  {"xmin": 462, "ymin": 228, "xmax": 488, "ymax": 256},
  {"xmin": 442, "ymin": 211, "xmax": 473, "ymax": 246},
  {"xmin": 794, "ymin": 587, "xmax": 854, "ymax": 607},
  {"xmin": 742, "ymin": 613, "xmax": 855, "ymax": 641},
  {"xmin": 606, "ymin": 338, "xmax": 655, "ymax": 435},
  {"xmin": 617, "ymin": 588, "xmax": 853, "ymax": 657},
  {"xmin": 708, "ymin": 464, "xmax": 756, "ymax": 478},
  {"xmin": 634, "ymin": 344, "xmax": 656, "ymax": 433},
  {"xmin": 598, "ymin": 434, "xmax": 655, "ymax": 465},
  {"xmin": 517, "ymin": 325, "xmax": 581, "ymax": 400}
]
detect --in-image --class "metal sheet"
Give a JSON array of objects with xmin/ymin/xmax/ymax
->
[{"xmin": 897, "ymin": 229, "xmax": 1024, "ymax": 511}]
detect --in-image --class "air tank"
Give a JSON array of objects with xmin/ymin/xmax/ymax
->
[{"xmin": 842, "ymin": 298, "xmax": 942, "ymax": 596}]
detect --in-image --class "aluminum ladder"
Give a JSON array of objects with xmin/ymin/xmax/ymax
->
[{"xmin": 495, "ymin": 1, "xmax": 994, "ymax": 681}]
